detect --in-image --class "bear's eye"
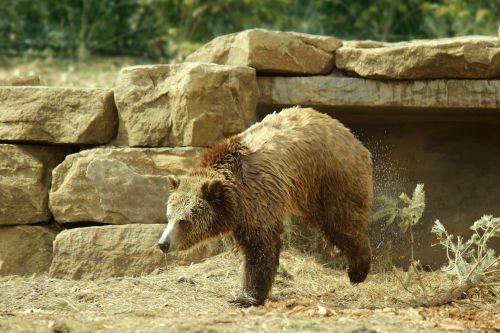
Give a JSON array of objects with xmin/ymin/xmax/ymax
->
[{"xmin": 178, "ymin": 219, "xmax": 190, "ymax": 227}]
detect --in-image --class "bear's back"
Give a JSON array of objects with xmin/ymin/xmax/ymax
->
[
  {"xmin": 239, "ymin": 107, "xmax": 367, "ymax": 159},
  {"xmin": 235, "ymin": 106, "xmax": 371, "ymax": 218}
]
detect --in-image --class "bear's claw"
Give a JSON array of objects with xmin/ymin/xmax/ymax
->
[
  {"xmin": 229, "ymin": 295, "xmax": 263, "ymax": 308},
  {"xmin": 348, "ymin": 259, "xmax": 370, "ymax": 284}
]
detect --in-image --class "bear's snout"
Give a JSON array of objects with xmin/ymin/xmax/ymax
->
[
  {"xmin": 158, "ymin": 240, "xmax": 170, "ymax": 253},
  {"xmin": 159, "ymin": 220, "xmax": 178, "ymax": 252}
]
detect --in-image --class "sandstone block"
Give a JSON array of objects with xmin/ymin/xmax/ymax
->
[
  {"xmin": 258, "ymin": 76, "xmax": 500, "ymax": 109},
  {"xmin": 336, "ymin": 36, "xmax": 500, "ymax": 79},
  {"xmin": 113, "ymin": 63, "xmax": 258, "ymax": 147},
  {"xmin": 49, "ymin": 224, "xmax": 221, "ymax": 279},
  {"xmin": 0, "ymin": 144, "xmax": 70, "ymax": 225},
  {"xmin": 0, "ymin": 87, "xmax": 118, "ymax": 144},
  {"xmin": 0, "ymin": 75, "xmax": 41, "ymax": 86},
  {"xmin": 49, "ymin": 147, "xmax": 204, "ymax": 224},
  {"xmin": 186, "ymin": 28, "xmax": 342, "ymax": 74},
  {"xmin": 0, "ymin": 225, "xmax": 57, "ymax": 276}
]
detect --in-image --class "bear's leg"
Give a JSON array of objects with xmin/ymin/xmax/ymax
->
[
  {"xmin": 340, "ymin": 231, "xmax": 371, "ymax": 283},
  {"xmin": 231, "ymin": 231, "xmax": 281, "ymax": 307},
  {"xmin": 317, "ymin": 213, "xmax": 372, "ymax": 283}
]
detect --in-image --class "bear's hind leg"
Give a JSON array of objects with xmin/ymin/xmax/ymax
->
[
  {"xmin": 342, "ymin": 231, "xmax": 371, "ymax": 283},
  {"xmin": 317, "ymin": 213, "xmax": 372, "ymax": 284},
  {"xmin": 231, "ymin": 229, "xmax": 281, "ymax": 307}
]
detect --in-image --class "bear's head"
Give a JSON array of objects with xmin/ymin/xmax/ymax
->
[{"xmin": 158, "ymin": 174, "xmax": 233, "ymax": 253}]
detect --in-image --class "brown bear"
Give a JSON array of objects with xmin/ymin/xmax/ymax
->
[{"xmin": 158, "ymin": 106, "xmax": 373, "ymax": 307}]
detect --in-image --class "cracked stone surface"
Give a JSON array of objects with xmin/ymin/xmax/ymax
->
[
  {"xmin": 0, "ymin": 86, "xmax": 118, "ymax": 144},
  {"xmin": 258, "ymin": 75, "xmax": 500, "ymax": 109},
  {"xmin": 113, "ymin": 62, "xmax": 258, "ymax": 147},
  {"xmin": 0, "ymin": 144, "xmax": 70, "ymax": 225},
  {"xmin": 49, "ymin": 147, "xmax": 204, "ymax": 224},
  {"xmin": 336, "ymin": 36, "xmax": 500, "ymax": 79},
  {"xmin": 186, "ymin": 28, "xmax": 342, "ymax": 74},
  {"xmin": 49, "ymin": 224, "xmax": 222, "ymax": 279},
  {"xmin": 0, "ymin": 225, "xmax": 58, "ymax": 276}
]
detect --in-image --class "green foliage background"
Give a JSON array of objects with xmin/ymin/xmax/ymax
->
[{"xmin": 0, "ymin": 0, "xmax": 498, "ymax": 60}]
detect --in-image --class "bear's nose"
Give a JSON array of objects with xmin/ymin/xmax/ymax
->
[{"xmin": 158, "ymin": 241, "xmax": 170, "ymax": 253}]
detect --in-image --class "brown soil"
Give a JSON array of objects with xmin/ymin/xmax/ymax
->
[{"xmin": 1, "ymin": 251, "xmax": 498, "ymax": 333}]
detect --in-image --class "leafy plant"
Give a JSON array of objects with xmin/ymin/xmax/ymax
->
[
  {"xmin": 375, "ymin": 183, "xmax": 500, "ymax": 306},
  {"xmin": 421, "ymin": 0, "xmax": 500, "ymax": 37},
  {"xmin": 372, "ymin": 184, "xmax": 429, "ymax": 297},
  {"xmin": 417, "ymin": 215, "xmax": 500, "ymax": 306}
]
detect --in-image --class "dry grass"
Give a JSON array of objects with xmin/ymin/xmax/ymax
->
[
  {"xmin": 0, "ymin": 56, "xmax": 145, "ymax": 88},
  {"xmin": 1, "ymin": 250, "xmax": 498, "ymax": 333}
]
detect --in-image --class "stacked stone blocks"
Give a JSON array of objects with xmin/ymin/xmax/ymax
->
[{"xmin": 1, "ymin": 29, "xmax": 499, "ymax": 278}]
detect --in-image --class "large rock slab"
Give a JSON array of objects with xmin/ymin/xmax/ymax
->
[
  {"xmin": 49, "ymin": 224, "xmax": 221, "ymax": 279},
  {"xmin": 113, "ymin": 63, "xmax": 258, "ymax": 147},
  {"xmin": 0, "ymin": 225, "xmax": 58, "ymax": 276},
  {"xmin": 49, "ymin": 147, "xmax": 204, "ymax": 224},
  {"xmin": 0, "ymin": 87, "xmax": 118, "ymax": 144},
  {"xmin": 258, "ymin": 76, "xmax": 500, "ymax": 109},
  {"xmin": 186, "ymin": 29, "xmax": 342, "ymax": 75},
  {"xmin": 0, "ymin": 144, "xmax": 70, "ymax": 225},
  {"xmin": 336, "ymin": 36, "xmax": 500, "ymax": 79}
]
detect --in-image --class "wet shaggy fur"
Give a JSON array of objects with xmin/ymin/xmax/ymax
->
[{"xmin": 167, "ymin": 107, "xmax": 373, "ymax": 307}]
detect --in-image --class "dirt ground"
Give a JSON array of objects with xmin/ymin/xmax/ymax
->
[{"xmin": 1, "ymin": 251, "xmax": 498, "ymax": 333}]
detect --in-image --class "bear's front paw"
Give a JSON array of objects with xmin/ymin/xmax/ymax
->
[{"xmin": 229, "ymin": 294, "xmax": 264, "ymax": 308}]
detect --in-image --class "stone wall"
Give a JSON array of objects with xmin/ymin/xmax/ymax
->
[{"xmin": 1, "ymin": 29, "xmax": 499, "ymax": 278}]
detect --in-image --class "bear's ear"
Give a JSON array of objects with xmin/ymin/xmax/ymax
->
[
  {"xmin": 201, "ymin": 179, "xmax": 225, "ymax": 206},
  {"xmin": 166, "ymin": 175, "xmax": 180, "ymax": 191}
]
